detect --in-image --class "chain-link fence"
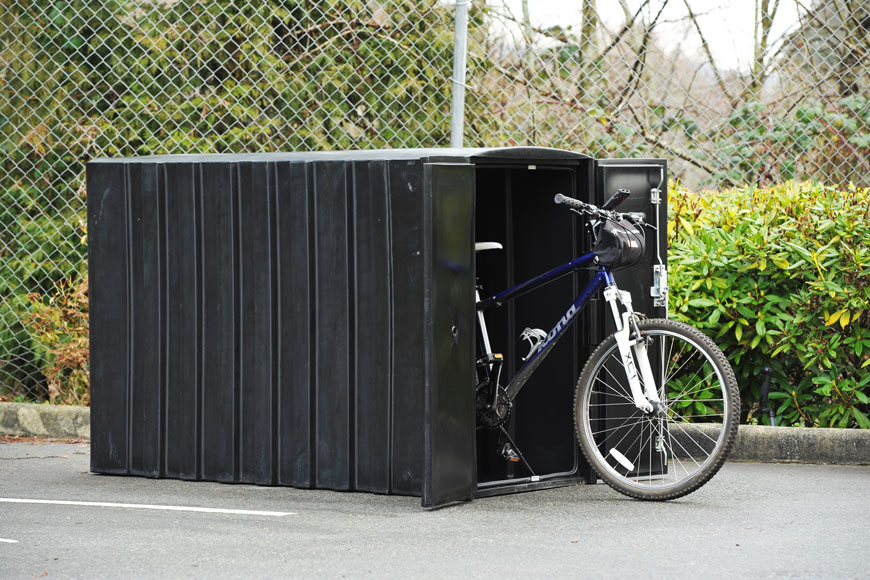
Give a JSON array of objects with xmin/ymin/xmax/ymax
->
[
  {"xmin": 470, "ymin": 0, "xmax": 869, "ymax": 188},
  {"xmin": 1, "ymin": 0, "xmax": 868, "ymax": 404}
]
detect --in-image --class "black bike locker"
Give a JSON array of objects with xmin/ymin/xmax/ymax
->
[{"xmin": 88, "ymin": 148, "xmax": 666, "ymax": 508}]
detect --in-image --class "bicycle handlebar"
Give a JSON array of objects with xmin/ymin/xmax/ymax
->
[
  {"xmin": 553, "ymin": 192, "xmax": 591, "ymax": 211},
  {"xmin": 553, "ymin": 193, "xmax": 646, "ymax": 225}
]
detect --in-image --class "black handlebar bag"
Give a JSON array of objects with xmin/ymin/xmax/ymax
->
[{"xmin": 593, "ymin": 218, "xmax": 645, "ymax": 270}]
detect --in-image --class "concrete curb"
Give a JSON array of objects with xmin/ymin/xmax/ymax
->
[
  {"xmin": 0, "ymin": 402, "xmax": 90, "ymax": 439},
  {"xmin": 729, "ymin": 424, "xmax": 870, "ymax": 465},
  {"xmin": 1, "ymin": 402, "xmax": 869, "ymax": 465}
]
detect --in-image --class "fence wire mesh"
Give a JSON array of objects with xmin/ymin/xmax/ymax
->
[
  {"xmin": 469, "ymin": 0, "xmax": 870, "ymax": 188},
  {"xmin": 0, "ymin": 0, "xmax": 867, "ymax": 403}
]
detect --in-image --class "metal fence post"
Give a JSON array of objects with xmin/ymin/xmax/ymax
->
[{"xmin": 450, "ymin": 0, "xmax": 471, "ymax": 148}]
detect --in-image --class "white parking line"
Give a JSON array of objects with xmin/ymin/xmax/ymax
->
[
  {"xmin": 0, "ymin": 498, "xmax": 294, "ymax": 517},
  {"xmin": 0, "ymin": 538, "xmax": 19, "ymax": 543}
]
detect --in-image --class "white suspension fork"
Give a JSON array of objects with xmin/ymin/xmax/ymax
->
[{"xmin": 603, "ymin": 285, "xmax": 660, "ymax": 412}]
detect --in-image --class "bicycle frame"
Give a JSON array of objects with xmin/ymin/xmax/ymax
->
[{"xmin": 477, "ymin": 252, "xmax": 614, "ymax": 401}]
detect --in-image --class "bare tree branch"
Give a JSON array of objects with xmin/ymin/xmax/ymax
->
[
  {"xmin": 751, "ymin": 25, "xmax": 799, "ymax": 87},
  {"xmin": 681, "ymin": 0, "xmax": 738, "ymax": 109},
  {"xmin": 791, "ymin": 0, "xmax": 866, "ymax": 57},
  {"xmin": 593, "ymin": 0, "xmax": 651, "ymax": 73},
  {"xmin": 643, "ymin": 130, "xmax": 731, "ymax": 185},
  {"xmin": 520, "ymin": 0, "xmax": 537, "ymax": 143},
  {"xmin": 817, "ymin": 117, "xmax": 870, "ymax": 173},
  {"xmin": 744, "ymin": 0, "xmax": 781, "ymax": 100},
  {"xmin": 575, "ymin": 0, "xmax": 599, "ymax": 111},
  {"xmin": 616, "ymin": 0, "xmax": 633, "ymax": 22},
  {"xmin": 619, "ymin": 96, "xmax": 731, "ymax": 184},
  {"xmin": 487, "ymin": 0, "xmax": 642, "ymax": 71},
  {"xmin": 612, "ymin": 0, "xmax": 669, "ymax": 118}
]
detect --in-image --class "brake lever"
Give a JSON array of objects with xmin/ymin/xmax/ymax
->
[
  {"xmin": 627, "ymin": 215, "xmax": 656, "ymax": 231},
  {"xmin": 625, "ymin": 211, "xmax": 646, "ymax": 222}
]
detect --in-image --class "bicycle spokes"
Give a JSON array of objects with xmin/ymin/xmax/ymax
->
[{"xmin": 575, "ymin": 319, "xmax": 739, "ymax": 500}]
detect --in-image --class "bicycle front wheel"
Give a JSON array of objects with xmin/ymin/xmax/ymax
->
[{"xmin": 575, "ymin": 318, "xmax": 739, "ymax": 500}]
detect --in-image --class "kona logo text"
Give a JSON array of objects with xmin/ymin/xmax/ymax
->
[{"xmin": 537, "ymin": 304, "xmax": 578, "ymax": 355}]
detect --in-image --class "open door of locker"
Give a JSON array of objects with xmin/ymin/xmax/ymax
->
[
  {"xmin": 421, "ymin": 162, "xmax": 477, "ymax": 508},
  {"xmin": 594, "ymin": 158, "xmax": 669, "ymax": 478},
  {"xmin": 595, "ymin": 159, "xmax": 668, "ymax": 321}
]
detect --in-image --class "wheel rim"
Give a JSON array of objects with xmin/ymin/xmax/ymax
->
[{"xmin": 580, "ymin": 328, "xmax": 732, "ymax": 493}]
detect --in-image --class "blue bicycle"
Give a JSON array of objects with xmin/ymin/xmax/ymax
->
[{"xmin": 475, "ymin": 191, "xmax": 739, "ymax": 500}]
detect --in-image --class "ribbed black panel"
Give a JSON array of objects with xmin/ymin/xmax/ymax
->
[
  {"xmin": 351, "ymin": 161, "xmax": 392, "ymax": 493},
  {"xmin": 88, "ymin": 161, "xmax": 130, "ymax": 475},
  {"xmin": 311, "ymin": 161, "xmax": 352, "ymax": 490},
  {"xmin": 163, "ymin": 162, "xmax": 199, "ymax": 480},
  {"xmin": 275, "ymin": 161, "xmax": 313, "ymax": 488},
  {"xmin": 237, "ymin": 162, "xmax": 275, "ymax": 484},
  {"xmin": 387, "ymin": 159, "xmax": 425, "ymax": 495},
  {"xmin": 89, "ymin": 154, "xmax": 434, "ymax": 494},
  {"xmin": 200, "ymin": 163, "xmax": 236, "ymax": 482},
  {"xmin": 128, "ymin": 162, "xmax": 161, "ymax": 477}
]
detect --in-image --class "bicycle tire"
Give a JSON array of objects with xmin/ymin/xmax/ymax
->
[{"xmin": 574, "ymin": 318, "xmax": 739, "ymax": 500}]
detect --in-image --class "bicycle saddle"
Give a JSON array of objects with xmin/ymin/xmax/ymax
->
[{"xmin": 475, "ymin": 242, "xmax": 503, "ymax": 253}]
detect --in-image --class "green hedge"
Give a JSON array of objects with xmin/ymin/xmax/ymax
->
[{"xmin": 668, "ymin": 181, "xmax": 870, "ymax": 428}]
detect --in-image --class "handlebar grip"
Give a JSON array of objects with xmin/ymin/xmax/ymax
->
[
  {"xmin": 556, "ymin": 193, "xmax": 648, "ymax": 226},
  {"xmin": 553, "ymin": 193, "xmax": 584, "ymax": 210},
  {"xmin": 602, "ymin": 188, "xmax": 631, "ymax": 211}
]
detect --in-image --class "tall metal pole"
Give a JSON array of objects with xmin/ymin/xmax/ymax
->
[{"xmin": 450, "ymin": 0, "xmax": 471, "ymax": 148}]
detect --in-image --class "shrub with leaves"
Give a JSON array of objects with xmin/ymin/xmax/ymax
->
[
  {"xmin": 669, "ymin": 181, "xmax": 870, "ymax": 428},
  {"xmin": 705, "ymin": 96, "xmax": 870, "ymax": 188},
  {"xmin": 24, "ymin": 276, "xmax": 90, "ymax": 406}
]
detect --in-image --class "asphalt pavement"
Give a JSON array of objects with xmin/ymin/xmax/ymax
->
[{"xmin": 1, "ymin": 439, "xmax": 868, "ymax": 579}]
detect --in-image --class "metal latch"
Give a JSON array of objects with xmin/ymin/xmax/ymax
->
[
  {"xmin": 651, "ymin": 265, "xmax": 668, "ymax": 308},
  {"xmin": 650, "ymin": 188, "xmax": 662, "ymax": 205}
]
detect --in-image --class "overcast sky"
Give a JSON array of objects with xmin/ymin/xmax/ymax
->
[{"xmin": 500, "ymin": 0, "xmax": 803, "ymax": 71}]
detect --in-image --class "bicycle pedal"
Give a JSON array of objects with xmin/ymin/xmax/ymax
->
[
  {"xmin": 501, "ymin": 443, "xmax": 520, "ymax": 463},
  {"xmin": 478, "ymin": 353, "xmax": 503, "ymax": 366}
]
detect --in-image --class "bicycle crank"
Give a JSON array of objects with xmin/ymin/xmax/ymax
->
[{"xmin": 475, "ymin": 384, "xmax": 512, "ymax": 429}]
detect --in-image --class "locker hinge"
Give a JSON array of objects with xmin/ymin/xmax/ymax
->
[{"xmin": 651, "ymin": 265, "xmax": 668, "ymax": 308}]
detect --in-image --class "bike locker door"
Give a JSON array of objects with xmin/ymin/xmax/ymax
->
[
  {"xmin": 594, "ymin": 159, "xmax": 669, "ymax": 478},
  {"xmin": 594, "ymin": 159, "xmax": 668, "ymax": 318},
  {"xmin": 421, "ymin": 163, "xmax": 477, "ymax": 507}
]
